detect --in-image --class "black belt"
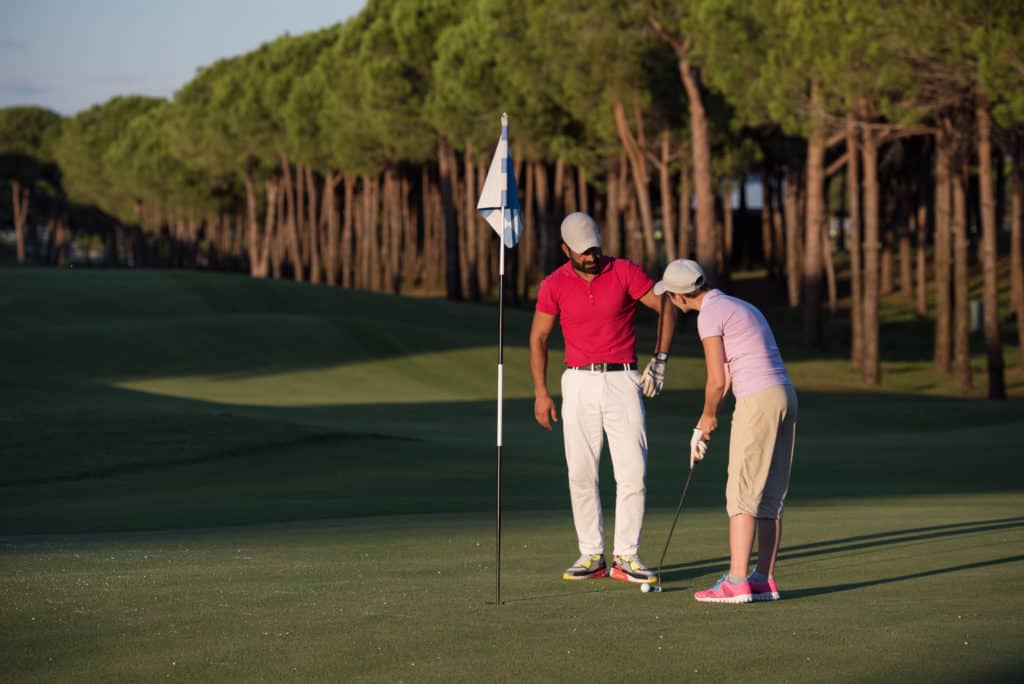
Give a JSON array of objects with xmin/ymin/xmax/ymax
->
[{"xmin": 568, "ymin": 362, "xmax": 637, "ymax": 372}]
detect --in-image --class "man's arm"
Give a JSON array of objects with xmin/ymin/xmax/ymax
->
[
  {"xmin": 637, "ymin": 289, "xmax": 677, "ymax": 398},
  {"xmin": 698, "ymin": 335, "xmax": 728, "ymax": 439},
  {"xmin": 638, "ymin": 289, "xmax": 677, "ymax": 355},
  {"xmin": 529, "ymin": 310, "xmax": 559, "ymax": 430}
]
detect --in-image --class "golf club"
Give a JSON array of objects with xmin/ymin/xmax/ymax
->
[{"xmin": 644, "ymin": 464, "xmax": 697, "ymax": 593}]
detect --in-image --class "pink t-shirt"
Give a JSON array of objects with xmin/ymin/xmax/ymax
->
[
  {"xmin": 697, "ymin": 289, "xmax": 791, "ymax": 398},
  {"xmin": 536, "ymin": 258, "xmax": 654, "ymax": 367}
]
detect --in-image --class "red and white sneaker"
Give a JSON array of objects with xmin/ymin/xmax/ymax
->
[
  {"xmin": 748, "ymin": 575, "xmax": 781, "ymax": 601},
  {"xmin": 694, "ymin": 574, "xmax": 753, "ymax": 604},
  {"xmin": 610, "ymin": 555, "xmax": 656, "ymax": 584}
]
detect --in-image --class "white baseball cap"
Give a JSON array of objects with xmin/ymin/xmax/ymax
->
[
  {"xmin": 560, "ymin": 212, "xmax": 601, "ymax": 254},
  {"xmin": 653, "ymin": 259, "xmax": 706, "ymax": 296}
]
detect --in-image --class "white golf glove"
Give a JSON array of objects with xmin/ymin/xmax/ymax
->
[
  {"xmin": 689, "ymin": 428, "xmax": 707, "ymax": 469},
  {"xmin": 640, "ymin": 356, "xmax": 667, "ymax": 398}
]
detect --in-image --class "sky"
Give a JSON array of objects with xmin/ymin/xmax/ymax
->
[{"xmin": 1, "ymin": 0, "xmax": 366, "ymax": 116}]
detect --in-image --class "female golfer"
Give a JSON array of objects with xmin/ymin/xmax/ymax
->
[{"xmin": 653, "ymin": 259, "xmax": 797, "ymax": 603}]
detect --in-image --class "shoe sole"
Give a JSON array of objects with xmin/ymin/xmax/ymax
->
[
  {"xmin": 609, "ymin": 566, "xmax": 655, "ymax": 584},
  {"xmin": 694, "ymin": 593, "xmax": 753, "ymax": 604},
  {"xmin": 562, "ymin": 568, "xmax": 607, "ymax": 581},
  {"xmin": 751, "ymin": 591, "xmax": 781, "ymax": 601}
]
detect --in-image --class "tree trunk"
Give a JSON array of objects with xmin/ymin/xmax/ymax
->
[
  {"xmin": 577, "ymin": 166, "xmax": 588, "ymax": 214},
  {"xmin": 952, "ymin": 156, "xmax": 973, "ymax": 390},
  {"xmin": 438, "ymin": 138, "xmax": 462, "ymax": 299},
  {"xmin": 280, "ymin": 156, "xmax": 304, "ymax": 282},
  {"xmin": 322, "ymin": 173, "xmax": 340, "ymax": 286},
  {"xmin": 536, "ymin": 162, "xmax": 557, "ymax": 276},
  {"xmin": 605, "ymin": 158, "xmax": 622, "ymax": 259},
  {"xmin": 365, "ymin": 174, "xmax": 382, "ymax": 292},
  {"xmin": 306, "ymin": 165, "xmax": 322, "ymax": 285},
  {"xmin": 613, "ymin": 100, "xmax": 656, "ymax": 270},
  {"xmin": 934, "ymin": 133, "xmax": 953, "ymax": 373},
  {"xmin": 402, "ymin": 175, "xmax": 418, "ymax": 290},
  {"xmin": 803, "ymin": 101, "xmax": 827, "ymax": 348},
  {"xmin": 976, "ymin": 96, "xmax": 1006, "ymax": 399},
  {"xmin": 341, "ymin": 174, "xmax": 355, "ymax": 288},
  {"xmin": 823, "ymin": 189, "xmax": 837, "ymax": 315},
  {"xmin": 563, "ymin": 163, "xmax": 577, "ymax": 214},
  {"xmin": 679, "ymin": 143, "xmax": 692, "ymax": 260},
  {"xmin": 11, "ymin": 180, "xmax": 30, "ymax": 263},
  {"xmin": 263, "ymin": 179, "xmax": 278, "ymax": 279},
  {"xmin": 771, "ymin": 174, "xmax": 786, "ymax": 278},
  {"xmin": 676, "ymin": 58, "xmax": 716, "ymax": 284},
  {"xmin": 722, "ymin": 182, "xmax": 734, "ymax": 278},
  {"xmin": 476, "ymin": 160, "xmax": 491, "ymax": 298},
  {"xmin": 761, "ymin": 165, "xmax": 773, "ymax": 268},
  {"xmin": 463, "ymin": 141, "xmax": 479, "ymax": 300},
  {"xmin": 271, "ymin": 178, "xmax": 285, "ymax": 280},
  {"xmin": 899, "ymin": 229, "xmax": 913, "ymax": 298},
  {"xmin": 880, "ymin": 237, "xmax": 893, "ymax": 296},
  {"xmin": 385, "ymin": 167, "xmax": 402, "ymax": 294},
  {"xmin": 518, "ymin": 158, "xmax": 535, "ymax": 299},
  {"xmin": 862, "ymin": 129, "xmax": 882, "ymax": 386},
  {"xmin": 1012, "ymin": 139, "xmax": 1024, "ymax": 370},
  {"xmin": 659, "ymin": 130, "xmax": 676, "ymax": 261},
  {"xmin": 675, "ymin": 64, "xmax": 716, "ymax": 282},
  {"xmin": 847, "ymin": 124, "xmax": 864, "ymax": 369},
  {"xmin": 244, "ymin": 174, "xmax": 264, "ymax": 277},
  {"xmin": 784, "ymin": 168, "xmax": 802, "ymax": 307},
  {"xmin": 421, "ymin": 166, "xmax": 438, "ymax": 293},
  {"xmin": 625, "ymin": 185, "xmax": 644, "ymax": 265},
  {"xmin": 915, "ymin": 203, "xmax": 928, "ymax": 316}
]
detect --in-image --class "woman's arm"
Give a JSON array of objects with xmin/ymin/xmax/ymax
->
[{"xmin": 698, "ymin": 335, "xmax": 727, "ymax": 439}]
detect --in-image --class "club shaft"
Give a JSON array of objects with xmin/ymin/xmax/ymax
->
[{"xmin": 657, "ymin": 467, "xmax": 695, "ymax": 585}]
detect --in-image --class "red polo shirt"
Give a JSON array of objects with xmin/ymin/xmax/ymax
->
[{"xmin": 536, "ymin": 257, "xmax": 654, "ymax": 367}]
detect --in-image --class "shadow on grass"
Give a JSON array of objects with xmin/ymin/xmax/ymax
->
[
  {"xmin": 784, "ymin": 554, "xmax": 1024, "ymax": 600},
  {"xmin": 656, "ymin": 517, "xmax": 1024, "ymax": 590}
]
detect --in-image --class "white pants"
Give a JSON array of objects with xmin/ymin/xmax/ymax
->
[{"xmin": 560, "ymin": 368, "xmax": 647, "ymax": 557}]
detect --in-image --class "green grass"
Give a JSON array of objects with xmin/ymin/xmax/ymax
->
[{"xmin": 1, "ymin": 265, "xmax": 1022, "ymax": 681}]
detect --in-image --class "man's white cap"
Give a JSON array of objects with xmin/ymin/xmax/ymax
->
[
  {"xmin": 653, "ymin": 259, "xmax": 706, "ymax": 296},
  {"xmin": 560, "ymin": 212, "xmax": 601, "ymax": 254}
]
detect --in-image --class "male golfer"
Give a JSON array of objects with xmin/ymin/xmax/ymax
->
[
  {"xmin": 530, "ymin": 212, "xmax": 675, "ymax": 584},
  {"xmin": 654, "ymin": 258, "xmax": 797, "ymax": 603}
]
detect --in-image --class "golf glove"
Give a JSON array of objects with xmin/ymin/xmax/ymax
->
[
  {"xmin": 689, "ymin": 428, "xmax": 707, "ymax": 469},
  {"xmin": 640, "ymin": 356, "xmax": 667, "ymax": 398}
]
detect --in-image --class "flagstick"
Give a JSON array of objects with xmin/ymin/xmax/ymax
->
[{"xmin": 496, "ymin": 216, "xmax": 505, "ymax": 606}]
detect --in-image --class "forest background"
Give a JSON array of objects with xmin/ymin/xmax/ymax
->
[{"xmin": 2, "ymin": 0, "xmax": 1023, "ymax": 398}]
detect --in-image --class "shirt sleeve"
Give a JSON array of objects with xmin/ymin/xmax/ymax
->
[
  {"xmin": 535, "ymin": 277, "xmax": 559, "ymax": 315},
  {"xmin": 625, "ymin": 261, "xmax": 655, "ymax": 300},
  {"xmin": 697, "ymin": 304, "xmax": 724, "ymax": 340}
]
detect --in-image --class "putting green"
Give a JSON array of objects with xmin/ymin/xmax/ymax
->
[
  {"xmin": 1, "ymin": 267, "xmax": 1021, "ymax": 681},
  {"xmin": 2, "ymin": 498, "xmax": 1022, "ymax": 681}
]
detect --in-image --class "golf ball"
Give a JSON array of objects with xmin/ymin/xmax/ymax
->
[{"xmin": 641, "ymin": 583, "xmax": 651, "ymax": 593}]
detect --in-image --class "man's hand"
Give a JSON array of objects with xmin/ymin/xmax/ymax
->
[
  {"xmin": 640, "ymin": 357, "xmax": 667, "ymax": 398},
  {"xmin": 689, "ymin": 427, "xmax": 707, "ymax": 469},
  {"xmin": 534, "ymin": 394, "xmax": 558, "ymax": 430}
]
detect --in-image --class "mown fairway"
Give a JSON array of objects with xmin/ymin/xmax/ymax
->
[{"xmin": 1, "ymin": 267, "xmax": 1022, "ymax": 682}]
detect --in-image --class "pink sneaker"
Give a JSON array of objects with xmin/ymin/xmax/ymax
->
[
  {"xmin": 748, "ymin": 576, "xmax": 781, "ymax": 601},
  {"xmin": 694, "ymin": 574, "xmax": 752, "ymax": 604}
]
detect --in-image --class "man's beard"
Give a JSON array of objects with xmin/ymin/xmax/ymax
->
[{"xmin": 571, "ymin": 255, "xmax": 602, "ymax": 274}]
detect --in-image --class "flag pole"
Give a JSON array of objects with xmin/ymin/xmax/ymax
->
[
  {"xmin": 496, "ymin": 219, "xmax": 505, "ymax": 607},
  {"xmin": 477, "ymin": 111, "xmax": 520, "ymax": 606}
]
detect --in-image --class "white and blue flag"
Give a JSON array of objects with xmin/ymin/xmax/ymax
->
[{"xmin": 477, "ymin": 112, "xmax": 523, "ymax": 248}]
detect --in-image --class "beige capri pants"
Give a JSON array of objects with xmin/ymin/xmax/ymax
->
[{"xmin": 726, "ymin": 383, "xmax": 798, "ymax": 519}]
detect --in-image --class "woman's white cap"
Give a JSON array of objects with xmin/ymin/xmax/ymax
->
[{"xmin": 654, "ymin": 259, "xmax": 706, "ymax": 295}]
